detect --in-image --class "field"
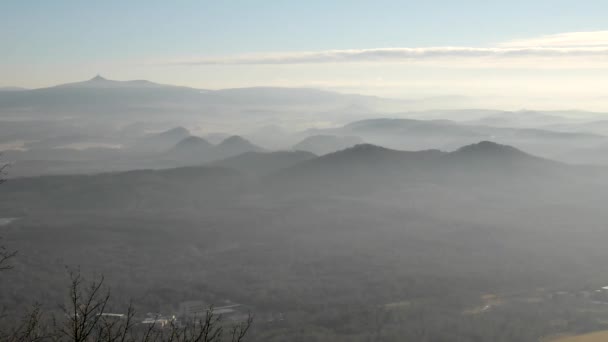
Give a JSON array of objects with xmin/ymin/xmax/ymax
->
[{"xmin": 550, "ymin": 331, "xmax": 608, "ymax": 342}]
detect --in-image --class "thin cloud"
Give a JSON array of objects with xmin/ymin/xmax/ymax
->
[
  {"xmin": 498, "ymin": 30, "xmax": 608, "ymax": 48},
  {"xmin": 163, "ymin": 31, "xmax": 608, "ymax": 67},
  {"xmin": 167, "ymin": 47, "xmax": 608, "ymax": 67}
]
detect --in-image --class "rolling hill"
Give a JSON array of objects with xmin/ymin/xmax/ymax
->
[
  {"xmin": 292, "ymin": 135, "xmax": 364, "ymax": 155},
  {"xmin": 211, "ymin": 150, "xmax": 317, "ymax": 176}
]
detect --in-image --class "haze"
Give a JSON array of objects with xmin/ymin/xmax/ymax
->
[
  {"xmin": 3, "ymin": 2, "xmax": 608, "ymax": 342},
  {"xmin": 3, "ymin": 1, "xmax": 608, "ymax": 110}
]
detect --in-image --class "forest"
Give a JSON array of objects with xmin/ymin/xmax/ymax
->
[{"xmin": 3, "ymin": 142, "xmax": 608, "ymax": 341}]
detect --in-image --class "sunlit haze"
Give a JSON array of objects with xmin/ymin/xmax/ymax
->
[
  {"xmin": 4, "ymin": 2, "xmax": 608, "ymax": 342},
  {"xmin": 3, "ymin": 1, "xmax": 608, "ymax": 109}
]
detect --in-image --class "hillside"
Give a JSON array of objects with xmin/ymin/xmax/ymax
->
[
  {"xmin": 292, "ymin": 135, "xmax": 364, "ymax": 155},
  {"xmin": 3, "ymin": 141, "xmax": 608, "ymax": 342},
  {"xmin": 211, "ymin": 150, "xmax": 316, "ymax": 176}
]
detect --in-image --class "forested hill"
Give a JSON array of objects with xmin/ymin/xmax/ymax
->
[{"xmin": 3, "ymin": 141, "xmax": 608, "ymax": 341}]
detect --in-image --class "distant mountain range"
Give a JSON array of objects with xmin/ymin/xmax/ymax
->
[
  {"xmin": 292, "ymin": 135, "xmax": 364, "ymax": 155},
  {"xmin": 3, "ymin": 76, "xmax": 608, "ymax": 170},
  {"xmin": 2, "ymin": 126, "xmax": 268, "ymax": 177},
  {"xmin": 308, "ymin": 117, "xmax": 607, "ymax": 157},
  {"xmin": 4, "ymin": 114, "xmax": 608, "ymax": 179},
  {"xmin": 125, "ymin": 126, "xmax": 266, "ymax": 160},
  {"xmin": 53, "ymin": 75, "xmax": 194, "ymax": 90},
  {"xmin": 0, "ymin": 76, "xmax": 397, "ymax": 121},
  {"xmin": 167, "ymin": 134, "xmax": 265, "ymax": 164},
  {"xmin": 170, "ymin": 136, "xmax": 215, "ymax": 153},
  {"xmin": 341, "ymin": 118, "xmax": 602, "ymax": 140},
  {"xmin": 128, "ymin": 126, "xmax": 192, "ymax": 153},
  {"xmin": 270, "ymin": 141, "xmax": 564, "ymax": 195},
  {"xmin": 3, "ymin": 141, "xmax": 601, "ymax": 212}
]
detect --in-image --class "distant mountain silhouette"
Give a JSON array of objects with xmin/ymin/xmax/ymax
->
[
  {"xmin": 167, "ymin": 136, "xmax": 215, "ymax": 160},
  {"xmin": 465, "ymin": 110, "xmax": 599, "ymax": 129},
  {"xmin": 154, "ymin": 126, "xmax": 191, "ymax": 139},
  {"xmin": 342, "ymin": 118, "xmax": 604, "ymax": 142},
  {"xmin": 442, "ymin": 141, "xmax": 558, "ymax": 170},
  {"xmin": 310, "ymin": 143, "xmax": 443, "ymax": 166},
  {"xmin": 0, "ymin": 77, "xmax": 398, "ymax": 120},
  {"xmin": 216, "ymin": 136, "xmax": 264, "ymax": 158},
  {"xmin": 162, "ymin": 135, "xmax": 265, "ymax": 165},
  {"xmin": 448, "ymin": 141, "xmax": 533, "ymax": 159},
  {"xmin": 4, "ymin": 140, "xmax": 596, "ymax": 210},
  {"xmin": 293, "ymin": 135, "xmax": 364, "ymax": 155},
  {"xmin": 344, "ymin": 118, "xmax": 478, "ymax": 137},
  {"xmin": 173, "ymin": 136, "xmax": 214, "ymax": 150},
  {"xmin": 53, "ymin": 75, "xmax": 196, "ymax": 90},
  {"xmin": 129, "ymin": 127, "xmax": 191, "ymax": 153},
  {"xmin": 204, "ymin": 133, "xmax": 232, "ymax": 144},
  {"xmin": 270, "ymin": 141, "xmax": 564, "ymax": 194},
  {"xmin": 272, "ymin": 144, "xmax": 444, "ymax": 192},
  {"xmin": 0, "ymin": 76, "xmax": 206, "ymax": 119},
  {"xmin": 315, "ymin": 117, "xmax": 606, "ymax": 157}
]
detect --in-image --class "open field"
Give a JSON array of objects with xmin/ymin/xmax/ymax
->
[{"xmin": 550, "ymin": 331, "xmax": 608, "ymax": 342}]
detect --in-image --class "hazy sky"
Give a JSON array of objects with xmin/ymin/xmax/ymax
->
[{"xmin": 3, "ymin": 0, "xmax": 608, "ymax": 108}]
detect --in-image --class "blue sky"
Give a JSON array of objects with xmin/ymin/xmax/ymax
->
[
  {"xmin": 3, "ymin": 0, "xmax": 608, "ymax": 109},
  {"xmin": 4, "ymin": 0, "xmax": 608, "ymax": 59}
]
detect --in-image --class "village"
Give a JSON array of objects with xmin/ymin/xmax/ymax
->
[{"xmin": 98, "ymin": 300, "xmax": 284, "ymax": 330}]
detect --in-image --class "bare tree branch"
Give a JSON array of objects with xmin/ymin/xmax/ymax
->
[
  {"xmin": 2, "ymin": 304, "xmax": 49, "ymax": 342},
  {"xmin": 3, "ymin": 268, "xmax": 253, "ymax": 342},
  {"xmin": 0, "ymin": 159, "xmax": 16, "ymax": 271},
  {"xmin": 0, "ymin": 241, "xmax": 17, "ymax": 271},
  {"xmin": 0, "ymin": 158, "xmax": 9, "ymax": 185},
  {"xmin": 230, "ymin": 313, "xmax": 252, "ymax": 342}
]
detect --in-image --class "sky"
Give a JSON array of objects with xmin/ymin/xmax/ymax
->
[{"xmin": 3, "ymin": 0, "xmax": 608, "ymax": 108}]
